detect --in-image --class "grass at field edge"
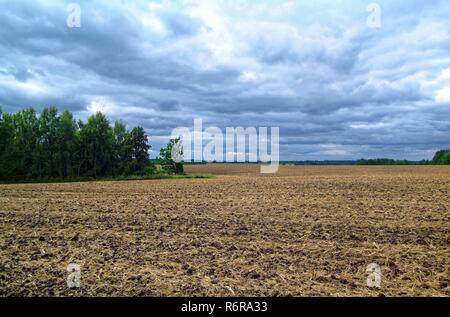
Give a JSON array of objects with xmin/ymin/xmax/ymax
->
[{"xmin": 0, "ymin": 174, "xmax": 214, "ymax": 184}]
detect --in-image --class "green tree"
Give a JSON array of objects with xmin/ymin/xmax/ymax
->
[
  {"xmin": 77, "ymin": 112, "xmax": 113, "ymax": 177},
  {"xmin": 159, "ymin": 137, "xmax": 184, "ymax": 174},
  {"xmin": 432, "ymin": 150, "xmax": 450, "ymax": 165},
  {"xmin": 126, "ymin": 127, "xmax": 150, "ymax": 175},
  {"xmin": 0, "ymin": 107, "xmax": 6, "ymax": 155},
  {"xmin": 38, "ymin": 107, "xmax": 60, "ymax": 177},
  {"xmin": 111, "ymin": 121, "xmax": 132, "ymax": 175},
  {"xmin": 56, "ymin": 111, "xmax": 78, "ymax": 178},
  {"xmin": 8, "ymin": 108, "xmax": 39, "ymax": 179},
  {"xmin": 0, "ymin": 107, "xmax": 156, "ymax": 181},
  {"xmin": 0, "ymin": 108, "xmax": 13, "ymax": 179}
]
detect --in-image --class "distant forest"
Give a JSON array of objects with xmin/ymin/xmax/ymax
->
[
  {"xmin": 281, "ymin": 151, "xmax": 450, "ymax": 165},
  {"xmin": 188, "ymin": 153, "xmax": 450, "ymax": 165},
  {"xmin": 356, "ymin": 153, "xmax": 450, "ymax": 165},
  {"xmin": 0, "ymin": 107, "xmax": 183, "ymax": 182}
]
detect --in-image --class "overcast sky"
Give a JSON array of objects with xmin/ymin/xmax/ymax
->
[{"xmin": 0, "ymin": 0, "xmax": 449, "ymax": 160}]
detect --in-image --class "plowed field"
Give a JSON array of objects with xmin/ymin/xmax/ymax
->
[{"xmin": 1, "ymin": 165, "xmax": 449, "ymax": 296}]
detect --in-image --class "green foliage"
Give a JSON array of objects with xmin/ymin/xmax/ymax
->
[
  {"xmin": 57, "ymin": 111, "xmax": 78, "ymax": 178},
  {"xmin": 37, "ymin": 106, "xmax": 59, "ymax": 177},
  {"xmin": 77, "ymin": 112, "xmax": 114, "ymax": 177},
  {"xmin": 432, "ymin": 149, "xmax": 450, "ymax": 165},
  {"xmin": 0, "ymin": 107, "xmax": 165, "ymax": 181},
  {"xmin": 356, "ymin": 158, "xmax": 430, "ymax": 165},
  {"xmin": 356, "ymin": 151, "xmax": 450, "ymax": 166},
  {"xmin": 144, "ymin": 164, "xmax": 157, "ymax": 176},
  {"xmin": 127, "ymin": 127, "xmax": 151, "ymax": 175},
  {"xmin": 0, "ymin": 107, "xmax": 11, "ymax": 178},
  {"xmin": 158, "ymin": 137, "xmax": 184, "ymax": 174},
  {"xmin": 111, "ymin": 120, "xmax": 131, "ymax": 176},
  {"xmin": 3, "ymin": 108, "xmax": 40, "ymax": 179},
  {"xmin": 357, "ymin": 158, "xmax": 408, "ymax": 165}
]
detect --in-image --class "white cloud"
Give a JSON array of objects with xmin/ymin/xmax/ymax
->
[{"xmin": 435, "ymin": 86, "xmax": 450, "ymax": 103}]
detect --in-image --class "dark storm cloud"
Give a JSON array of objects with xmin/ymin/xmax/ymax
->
[
  {"xmin": 0, "ymin": 0, "xmax": 449, "ymax": 160},
  {"xmin": 0, "ymin": 66, "xmax": 35, "ymax": 82}
]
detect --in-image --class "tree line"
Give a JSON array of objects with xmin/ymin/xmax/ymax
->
[
  {"xmin": 0, "ymin": 107, "xmax": 183, "ymax": 181},
  {"xmin": 431, "ymin": 150, "xmax": 450, "ymax": 165},
  {"xmin": 356, "ymin": 152, "xmax": 450, "ymax": 165},
  {"xmin": 356, "ymin": 158, "xmax": 429, "ymax": 165}
]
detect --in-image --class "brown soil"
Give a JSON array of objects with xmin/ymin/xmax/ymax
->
[{"xmin": 1, "ymin": 165, "xmax": 449, "ymax": 296}]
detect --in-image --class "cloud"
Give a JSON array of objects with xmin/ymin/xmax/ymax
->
[{"xmin": 0, "ymin": 0, "xmax": 449, "ymax": 160}]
